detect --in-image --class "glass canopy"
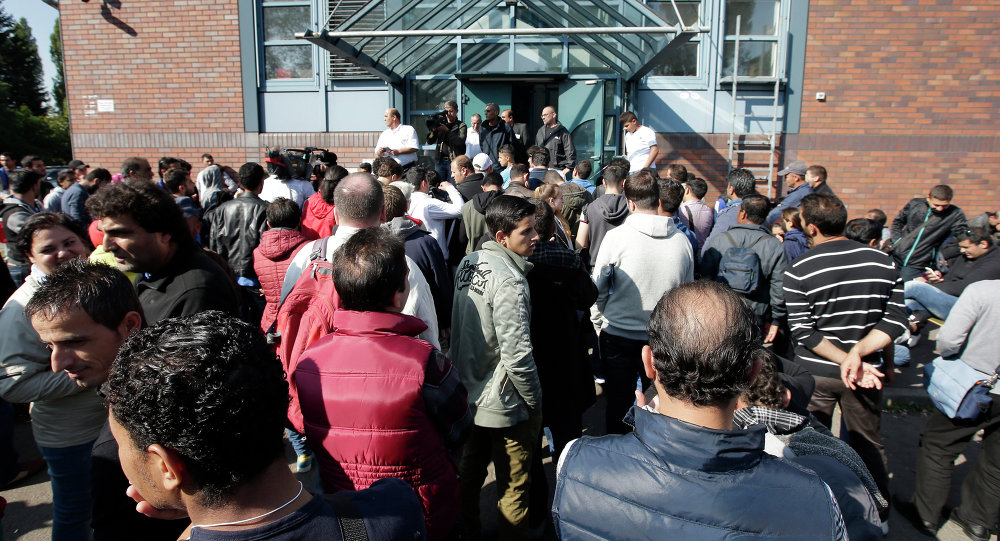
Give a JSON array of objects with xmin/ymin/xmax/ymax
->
[{"xmin": 298, "ymin": 0, "xmax": 708, "ymax": 82}]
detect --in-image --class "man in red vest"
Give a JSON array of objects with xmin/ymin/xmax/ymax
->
[{"xmin": 293, "ymin": 226, "xmax": 471, "ymax": 541}]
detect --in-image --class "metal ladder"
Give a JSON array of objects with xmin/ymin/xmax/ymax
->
[{"xmin": 725, "ymin": 15, "xmax": 782, "ymax": 199}]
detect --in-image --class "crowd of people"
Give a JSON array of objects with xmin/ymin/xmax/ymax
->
[{"xmin": 0, "ymin": 107, "xmax": 999, "ymax": 541}]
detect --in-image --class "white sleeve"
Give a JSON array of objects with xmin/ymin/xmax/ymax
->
[
  {"xmin": 278, "ymin": 240, "xmax": 317, "ymax": 305},
  {"xmin": 403, "ymin": 256, "xmax": 440, "ymax": 348},
  {"xmin": 423, "ymin": 185, "xmax": 465, "ymax": 218},
  {"xmin": 401, "ymin": 126, "xmax": 419, "ymax": 148}
]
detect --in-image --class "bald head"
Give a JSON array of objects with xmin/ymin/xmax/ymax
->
[
  {"xmin": 333, "ymin": 173, "xmax": 385, "ymax": 227},
  {"xmin": 541, "ymin": 106, "xmax": 558, "ymax": 127}
]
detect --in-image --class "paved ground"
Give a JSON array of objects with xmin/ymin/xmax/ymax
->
[{"xmin": 3, "ymin": 323, "xmax": 994, "ymax": 540}]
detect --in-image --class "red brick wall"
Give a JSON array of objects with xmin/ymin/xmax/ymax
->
[
  {"xmin": 792, "ymin": 0, "xmax": 1000, "ymax": 217},
  {"xmin": 60, "ymin": 0, "xmax": 245, "ymax": 172}
]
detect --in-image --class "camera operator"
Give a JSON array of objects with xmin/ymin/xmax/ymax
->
[{"xmin": 426, "ymin": 100, "xmax": 467, "ymax": 183}]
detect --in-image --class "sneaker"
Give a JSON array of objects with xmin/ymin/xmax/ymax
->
[
  {"xmin": 296, "ymin": 454, "xmax": 313, "ymax": 473},
  {"xmin": 907, "ymin": 333, "xmax": 921, "ymax": 348}
]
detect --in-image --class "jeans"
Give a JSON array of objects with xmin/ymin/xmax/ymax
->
[
  {"xmin": 914, "ymin": 397, "xmax": 1000, "ymax": 528},
  {"xmin": 7, "ymin": 264, "xmax": 29, "ymax": 288},
  {"xmin": 459, "ymin": 413, "xmax": 542, "ymax": 541},
  {"xmin": 435, "ymin": 158, "xmax": 452, "ymax": 185},
  {"xmin": 0, "ymin": 398, "xmax": 18, "ymax": 485},
  {"xmin": 904, "ymin": 279, "xmax": 958, "ymax": 320},
  {"xmin": 600, "ymin": 332, "xmax": 649, "ymax": 435},
  {"xmin": 286, "ymin": 428, "xmax": 311, "ymax": 457},
  {"xmin": 39, "ymin": 440, "xmax": 96, "ymax": 541}
]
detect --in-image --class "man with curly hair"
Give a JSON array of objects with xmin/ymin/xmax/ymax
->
[
  {"xmin": 104, "ymin": 311, "xmax": 426, "ymax": 540},
  {"xmin": 552, "ymin": 280, "xmax": 847, "ymax": 540},
  {"xmin": 86, "ymin": 179, "xmax": 239, "ymax": 325}
]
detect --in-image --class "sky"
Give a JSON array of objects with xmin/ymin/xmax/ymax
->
[{"xmin": 6, "ymin": 0, "xmax": 60, "ymax": 105}]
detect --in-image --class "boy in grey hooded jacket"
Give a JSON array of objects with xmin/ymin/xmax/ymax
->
[{"xmin": 451, "ymin": 195, "xmax": 542, "ymax": 540}]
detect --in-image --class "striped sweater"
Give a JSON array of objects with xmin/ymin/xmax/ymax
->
[{"xmin": 783, "ymin": 239, "xmax": 908, "ymax": 379}]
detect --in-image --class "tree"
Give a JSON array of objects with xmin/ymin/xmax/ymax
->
[
  {"xmin": 51, "ymin": 17, "xmax": 65, "ymax": 115},
  {"xmin": 0, "ymin": 12, "xmax": 48, "ymax": 115}
]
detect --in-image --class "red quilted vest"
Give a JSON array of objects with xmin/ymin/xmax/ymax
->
[{"xmin": 293, "ymin": 310, "xmax": 459, "ymax": 540}]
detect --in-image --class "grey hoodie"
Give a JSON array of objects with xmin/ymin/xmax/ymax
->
[
  {"xmin": 591, "ymin": 213, "xmax": 694, "ymax": 340},
  {"xmin": 583, "ymin": 193, "xmax": 630, "ymax": 267}
]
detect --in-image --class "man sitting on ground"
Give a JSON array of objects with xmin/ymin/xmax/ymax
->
[
  {"xmin": 904, "ymin": 225, "xmax": 1000, "ymax": 322},
  {"xmin": 104, "ymin": 310, "xmax": 426, "ymax": 540},
  {"xmin": 553, "ymin": 281, "xmax": 847, "ymax": 540}
]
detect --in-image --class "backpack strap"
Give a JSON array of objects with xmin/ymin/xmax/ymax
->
[
  {"xmin": 310, "ymin": 236, "xmax": 331, "ymax": 262},
  {"xmin": 322, "ymin": 493, "xmax": 370, "ymax": 541},
  {"xmin": 683, "ymin": 204, "xmax": 694, "ymax": 225},
  {"xmin": 748, "ymin": 232, "xmax": 770, "ymax": 250}
]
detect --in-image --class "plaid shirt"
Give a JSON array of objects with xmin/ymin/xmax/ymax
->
[
  {"xmin": 733, "ymin": 405, "xmax": 810, "ymax": 435},
  {"xmin": 528, "ymin": 240, "xmax": 584, "ymax": 270}
]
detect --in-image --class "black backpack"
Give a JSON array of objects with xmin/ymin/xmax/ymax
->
[{"xmin": 716, "ymin": 231, "xmax": 768, "ymax": 295}]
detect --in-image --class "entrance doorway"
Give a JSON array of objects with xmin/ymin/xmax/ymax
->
[{"xmin": 462, "ymin": 79, "xmax": 606, "ymax": 170}]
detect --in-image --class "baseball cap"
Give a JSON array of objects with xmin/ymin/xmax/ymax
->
[
  {"xmin": 472, "ymin": 153, "xmax": 493, "ymax": 171},
  {"xmin": 68, "ymin": 159, "xmax": 89, "ymax": 170},
  {"xmin": 777, "ymin": 161, "xmax": 807, "ymax": 177}
]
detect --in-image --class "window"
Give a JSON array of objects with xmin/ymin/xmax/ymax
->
[
  {"xmin": 327, "ymin": 0, "xmax": 382, "ymax": 80},
  {"xmin": 647, "ymin": 0, "xmax": 702, "ymax": 77},
  {"xmin": 262, "ymin": 2, "xmax": 314, "ymax": 80},
  {"xmin": 723, "ymin": 0, "xmax": 780, "ymax": 78}
]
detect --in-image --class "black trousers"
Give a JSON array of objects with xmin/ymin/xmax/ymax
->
[
  {"xmin": 809, "ymin": 375, "xmax": 890, "ymax": 519},
  {"xmin": 914, "ymin": 397, "xmax": 1000, "ymax": 528},
  {"xmin": 600, "ymin": 332, "xmax": 649, "ymax": 435}
]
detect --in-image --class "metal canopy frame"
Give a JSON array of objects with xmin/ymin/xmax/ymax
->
[{"xmin": 297, "ymin": 0, "xmax": 710, "ymax": 84}]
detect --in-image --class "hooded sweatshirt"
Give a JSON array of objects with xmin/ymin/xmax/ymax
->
[
  {"xmin": 582, "ymin": 193, "xmax": 629, "ymax": 267},
  {"xmin": 591, "ymin": 213, "xmax": 694, "ymax": 340},
  {"xmin": 460, "ymin": 190, "xmax": 502, "ymax": 255},
  {"xmin": 253, "ymin": 228, "xmax": 310, "ymax": 332},
  {"xmin": 385, "ymin": 216, "xmax": 453, "ymax": 328},
  {"xmin": 300, "ymin": 192, "xmax": 337, "ymax": 240}
]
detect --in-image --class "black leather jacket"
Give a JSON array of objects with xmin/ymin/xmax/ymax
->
[{"xmin": 205, "ymin": 193, "xmax": 269, "ymax": 279}]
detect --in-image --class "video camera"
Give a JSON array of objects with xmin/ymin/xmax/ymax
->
[{"xmin": 425, "ymin": 110, "xmax": 449, "ymax": 130}]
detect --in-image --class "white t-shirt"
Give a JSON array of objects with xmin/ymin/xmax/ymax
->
[
  {"xmin": 259, "ymin": 175, "xmax": 315, "ymax": 209},
  {"xmin": 465, "ymin": 130, "xmax": 482, "ymax": 158},
  {"xmin": 408, "ymin": 184, "xmax": 464, "ymax": 258},
  {"xmin": 624, "ymin": 125, "xmax": 657, "ymax": 173},
  {"xmin": 278, "ymin": 226, "xmax": 440, "ymax": 348},
  {"xmin": 375, "ymin": 124, "xmax": 419, "ymax": 167}
]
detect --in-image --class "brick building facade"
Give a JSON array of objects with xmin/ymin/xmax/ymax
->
[{"xmin": 59, "ymin": 0, "xmax": 998, "ymax": 217}]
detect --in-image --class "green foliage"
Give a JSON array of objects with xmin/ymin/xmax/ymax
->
[
  {"xmin": 0, "ymin": 105, "xmax": 71, "ymax": 164},
  {"xmin": 51, "ymin": 17, "xmax": 65, "ymax": 115},
  {"xmin": 0, "ymin": 1, "xmax": 69, "ymax": 165},
  {"xmin": 1, "ymin": 17, "xmax": 47, "ymax": 115}
]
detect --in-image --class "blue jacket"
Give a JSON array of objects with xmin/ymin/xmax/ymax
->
[
  {"xmin": 553, "ymin": 406, "xmax": 843, "ymax": 540},
  {"xmin": 765, "ymin": 183, "xmax": 813, "ymax": 227},
  {"xmin": 701, "ymin": 197, "xmax": 742, "ymax": 257}
]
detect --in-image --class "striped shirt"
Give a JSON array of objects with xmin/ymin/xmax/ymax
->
[{"xmin": 783, "ymin": 239, "xmax": 908, "ymax": 379}]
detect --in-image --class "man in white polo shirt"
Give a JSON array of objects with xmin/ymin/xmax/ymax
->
[
  {"xmin": 375, "ymin": 108, "xmax": 419, "ymax": 169},
  {"xmin": 620, "ymin": 111, "xmax": 659, "ymax": 174}
]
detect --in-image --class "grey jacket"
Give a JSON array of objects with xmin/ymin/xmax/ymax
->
[
  {"xmin": 699, "ymin": 223, "xmax": 788, "ymax": 324},
  {"xmin": 937, "ymin": 279, "xmax": 1000, "ymax": 393},
  {"xmin": 0, "ymin": 272, "xmax": 106, "ymax": 447},
  {"xmin": 451, "ymin": 241, "xmax": 541, "ymax": 428}
]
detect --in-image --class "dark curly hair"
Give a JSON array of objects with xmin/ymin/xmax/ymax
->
[
  {"xmin": 85, "ymin": 179, "xmax": 194, "ymax": 250},
  {"xmin": 739, "ymin": 349, "xmax": 786, "ymax": 409},
  {"xmin": 104, "ymin": 311, "xmax": 289, "ymax": 508},
  {"xmin": 15, "ymin": 212, "xmax": 93, "ymax": 260},
  {"xmin": 647, "ymin": 280, "xmax": 760, "ymax": 406}
]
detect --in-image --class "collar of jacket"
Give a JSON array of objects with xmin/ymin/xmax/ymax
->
[
  {"xmin": 332, "ymin": 309, "xmax": 428, "ymax": 338},
  {"xmin": 630, "ymin": 405, "xmax": 766, "ymax": 473},
  {"xmin": 482, "ymin": 240, "xmax": 534, "ymax": 275}
]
